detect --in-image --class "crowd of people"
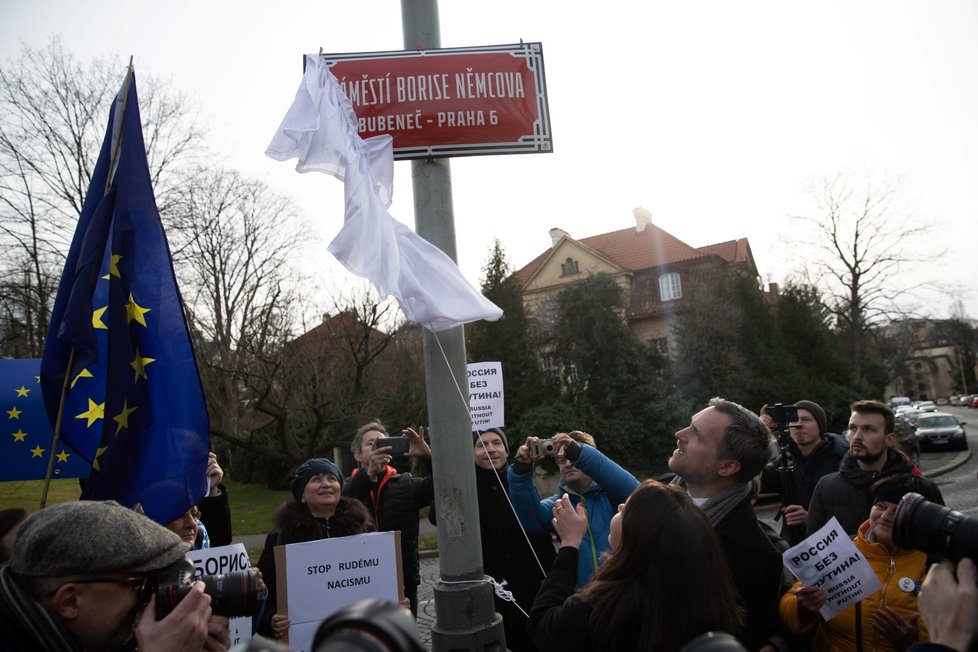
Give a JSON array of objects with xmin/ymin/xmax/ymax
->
[{"xmin": 0, "ymin": 399, "xmax": 976, "ymax": 652}]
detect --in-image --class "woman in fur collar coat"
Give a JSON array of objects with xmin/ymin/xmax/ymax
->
[{"xmin": 256, "ymin": 458, "xmax": 372, "ymax": 640}]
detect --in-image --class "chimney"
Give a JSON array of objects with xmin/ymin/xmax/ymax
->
[
  {"xmin": 633, "ymin": 207, "xmax": 652, "ymax": 232},
  {"xmin": 767, "ymin": 282, "xmax": 779, "ymax": 298},
  {"xmin": 549, "ymin": 227, "xmax": 569, "ymax": 247}
]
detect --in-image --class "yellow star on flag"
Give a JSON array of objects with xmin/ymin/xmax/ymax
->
[
  {"xmin": 131, "ymin": 348, "xmax": 156, "ymax": 382},
  {"xmin": 92, "ymin": 446, "xmax": 108, "ymax": 471},
  {"xmin": 71, "ymin": 368, "xmax": 93, "ymax": 389},
  {"xmin": 113, "ymin": 400, "xmax": 137, "ymax": 434},
  {"xmin": 126, "ymin": 293, "xmax": 150, "ymax": 327},
  {"xmin": 15, "ymin": 386, "xmax": 29, "ymax": 397},
  {"xmin": 6, "ymin": 406, "xmax": 21, "ymax": 420},
  {"xmin": 75, "ymin": 398, "xmax": 105, "ymax": 427},
  {"xmin": 56, "ymin": 450, "xmax": 70, "ymax": 463},
  {"xmin": 92, "ymin": 306, "xmax": 108, "ymax": 329},
  {"xmin": 30, "ymin": 445, "xmax": 44, "ymax": 458},
  {"xmin": 12, "ymin": 429, "xmax": 27, "ymax": 442},
  {"xmin": 109, "ymin": 254, "xmax": 122, "ymax": 278}
]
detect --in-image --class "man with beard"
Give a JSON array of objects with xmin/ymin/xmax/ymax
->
[{"xmin": 807, "ymin": 399, "xmax": 944, "ymax": 536}]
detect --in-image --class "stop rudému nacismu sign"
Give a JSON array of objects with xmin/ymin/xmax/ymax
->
[{"xmin": 323, "ymin": 42, "xmax": 552, "ymax": 160}]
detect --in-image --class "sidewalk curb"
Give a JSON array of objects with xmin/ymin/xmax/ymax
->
[{"xmin": 923, "ymin": 449, "xmax": 972, "ymax": 478}]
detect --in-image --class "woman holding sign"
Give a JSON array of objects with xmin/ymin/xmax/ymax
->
[
  {"xmin": 778, "ymin": 473, "xmax": 941, "ymax": 651},
  {"xmin": 256, "ymin": 458, "xmax": 372, "ymax": 640}
]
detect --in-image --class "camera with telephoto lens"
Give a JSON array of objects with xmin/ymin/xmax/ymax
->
[
  {"xmin": 893, "ymin": 492, "xmax": 978, "ymax": 563},
  {"xmin": 151, "ymin": 557, "xmax": 259, "ymax": 620},
  {"xmin": 530, "ymin": 438, "xmax": 557, "ymax": 457},
  {"xmin": 312, "ymin": 598, "xmax": 424, "ymax": 652},
  {"xmin": 766, "ymin": 403, "xmax": 799, "ymax": 429}
]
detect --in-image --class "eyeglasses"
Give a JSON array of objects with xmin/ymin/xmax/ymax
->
[{"xmin": 47, "ymin": 575, "xmax": 151, "ymax": 602}]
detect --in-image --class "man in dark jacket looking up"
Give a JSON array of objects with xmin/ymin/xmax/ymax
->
[
  {"xmin": 807, "ymin": 399, "xmax": 944, "ymax": 536},
  {"xmin": 668, "ymin": 397, "xmax": 783, "ymax": 652},
  {"xmin": 342, "ymin": 421, "xmax": 433, "ymax": 615},
  {"xmin": 759, "ymin": 400, "xmax": 847, "ymax": 545}
]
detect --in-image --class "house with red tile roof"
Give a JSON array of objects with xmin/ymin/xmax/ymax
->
[{"xmin": 514, "ymin": 208, "xmax": 762, "ymax": 360}]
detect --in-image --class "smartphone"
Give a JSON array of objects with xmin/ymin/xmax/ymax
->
[{"xmin": 374, "ymin": 437, "xmax": 410, "ymax": 455}]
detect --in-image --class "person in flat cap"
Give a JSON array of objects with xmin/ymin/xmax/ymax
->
[
  {"xmin": 758, "ymin": 399, "xmax": 848, "ymax": 545},
  {"xmin": 0, "ymin": 500, "xmax": 217, "ymax": 652},
  {"xmin": 780, "ymin": 473, "xmax": 942, "ymax": 651},
  {"xmin": 256, "ymin": 457, "xmax": 372, "ymax": 641}
]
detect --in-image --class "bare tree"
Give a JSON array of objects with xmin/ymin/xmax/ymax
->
[
  {"xmin": 166, "ymin": 165, "xmax": 307, "ymax": 450},
  {"xmin": 0, "ymin": 37, "xmax": 201, "ymax": 355},
  {"xmin": 791, "ymin": 171, "xmax": 939, "ymax": 384}
]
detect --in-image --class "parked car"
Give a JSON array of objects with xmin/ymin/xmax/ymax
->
[
  {"xmin": 936, "ymin": 398, "xmax": 949, "ymax": 406},
  {"xmin": 972, "ymin": 396, "xmax": 978, "ymax": 409},
  {"xmin": 890, "ymin": 396, "xmax": 912, "ymax": 409},
  {"xmin": 916, "ymin": 400, "xmax": 938, "ymax": 412},
  {"xmin": 958, "ymin": 395, "xmax": 974, "ymax": 406},
  {"xmin": 901, "ymin": 409, "xmax": 925, "ymax": 426},
  {"xmin": 915, "ymin": 412, "xmax": 968, "ymax": 451},
  {"xmin": 893, "ymin": 416, "xmax": 921, "ymax": 464}
]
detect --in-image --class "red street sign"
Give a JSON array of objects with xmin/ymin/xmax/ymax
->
[{"xmin": 323, "ymin": 43, "xmax": 552, "ymax": 160}]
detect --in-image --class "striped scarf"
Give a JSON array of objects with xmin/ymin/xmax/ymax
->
[{"xmin": 0, "ymin": 564, "xmax": 82, "ymax": 651}]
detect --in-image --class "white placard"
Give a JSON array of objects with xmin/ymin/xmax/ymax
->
[
  {"xmin": 184, "ymin": 543, "xmax": 254, "ymax": 645},
  {"xmin": 468, "ymin": 361, "xmax": 504, "ymax": 429},
  {"xmin": 276, "ymin": 531, "xmax": 401, "ymax": 652},
  {"xmin": 782, "ymin": 517, "xmax": 883, "ymax": 621}
]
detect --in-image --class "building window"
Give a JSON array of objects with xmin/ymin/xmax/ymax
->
[
  {"xmin": 649, "ymin": 337, "xmax": 669, "ymax": 355},
  {"xmin": 540, "ymin": 299, "xmax": 559, "ymax": 336},
  {"xmin": 560, "ymin": 258, "xmax": 579, "ymax": 276},
  {"xmin": 542, "ymin": 354, "xmax": 559, "ymax": 381},
  {"xmin": 658, "ymin": 272, "xmax": 682, "ymax": 301}
]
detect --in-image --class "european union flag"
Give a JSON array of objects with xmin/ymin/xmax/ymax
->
[
  {"xmin": 0, "ymin": 359, "xmax": 91, "ymax": 481},
  {"xmin": 39, "ymin": 69, "xmax": 209, "ymax": 524}
]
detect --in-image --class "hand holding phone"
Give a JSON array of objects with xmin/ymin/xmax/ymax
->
[{"xmin": 374, "ymin": 437, "xmax": 410, "ymax": 455}]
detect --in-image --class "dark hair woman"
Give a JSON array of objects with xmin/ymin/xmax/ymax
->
[
  {"xmin": 256, "ymin": 458, "xmax": 372, "ymax": 641},
  {"xmin": 528, "ymin": 479, "xmax": 744, "ymax": 652}
]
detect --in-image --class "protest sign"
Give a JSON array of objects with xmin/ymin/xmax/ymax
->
[
  {"xmin": 274, "ymin": 531, "xmax": 401, "ymax": 652},
  {"xmin": 185, "ymin": 543, "xmax": 254, "ymax": 645},
  {"xmin": 468, "ymin": 361, "xmax": 504, "ymax": 429},
  {"xmin": 782, "ymin": 517, "xmax": 883, "ymax": 621}
]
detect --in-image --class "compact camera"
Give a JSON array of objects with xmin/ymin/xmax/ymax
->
[
  {"xmin": 151, "ymin": 557, "xmax": 259, "ymax": 620},
  {"xmin": 766, "ymin": 403, "xmax": 798, "ymax": 429},
  {"xmin": 529, "ymin": 438, "xmax": 557, "ymax": 457}
]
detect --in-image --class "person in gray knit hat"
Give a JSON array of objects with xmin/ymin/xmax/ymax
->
[
  {"xmin": 758, "ymin": 399, "xmax": 848, "ymax": 545},
  {"xmin": 0, "ymin": 500, "xmax": 218, "ymax": 652}
]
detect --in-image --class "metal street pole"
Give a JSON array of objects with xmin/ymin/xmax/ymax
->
[{"xmin": 400, "ymin": 1, "xmax": 506, "ymax": 649}]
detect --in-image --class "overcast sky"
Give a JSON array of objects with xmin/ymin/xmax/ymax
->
[{"xmin": 3, "ymin": 0, "xmax": 977, "ymax": 321}]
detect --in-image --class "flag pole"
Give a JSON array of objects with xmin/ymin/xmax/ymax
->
[
  {"xmin": 39, "ymin": 349, "xmax": 77, "ymax": 508},
  {"xmin": 39, "ymin": 61, "xmax": 135, "ymax": 509}
]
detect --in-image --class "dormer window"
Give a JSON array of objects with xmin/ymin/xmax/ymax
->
[
  {"xmin": 560, "ymin": 258, "xmax": 579, "ymax": 276},
  {"xmin": 658, "ymin": 272, "xmax": 682, "ymax": 301}
]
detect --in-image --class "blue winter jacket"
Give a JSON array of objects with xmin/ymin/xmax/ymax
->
[{"xmin": 507, "ymin": 444, "xmax": 638, "ymax": 587}]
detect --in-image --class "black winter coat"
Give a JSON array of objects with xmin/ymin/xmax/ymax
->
[
  {"xmin": 255, "ymin": 497, "xmax": 371, "ymax": 637},
  {"xmin": 430, "ymin": 465, "xmax": 557, "ymax": 651},
  {"xmin": 806, "ymin": 449, "xmax": 943, "ymax": 536},
  {"xmin": 342, "ymin": 465, "xmax": 434, "ymax": 590},
  {"xmin": 760, "ymin": 433, "xmax": 847, "ymax": 543},
  {"xmin": 713, "ymin": 495, "xmax": 784, "ymax": 652}
]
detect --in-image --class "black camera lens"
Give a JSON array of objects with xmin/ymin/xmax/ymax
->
[
  {"xmin": 893, "ymin": 492, "xmax": 978, "ymax": 562},
  {"xmin": 153, "ymin": 558, "xmax": 259, "ymax": 620}
]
